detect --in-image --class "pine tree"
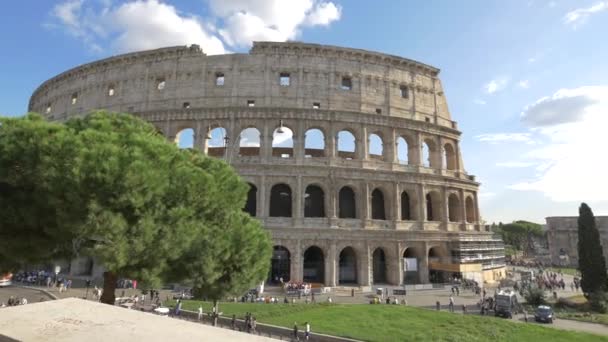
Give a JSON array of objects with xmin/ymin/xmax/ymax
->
[{"xmin": 578, "ymin": 203, "xmax": 608, "ymax": 297}]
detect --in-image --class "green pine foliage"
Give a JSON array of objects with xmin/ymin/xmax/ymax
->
[{"xmin": 577, "ymin": 203, "xmax": 608, "ymax": 300}]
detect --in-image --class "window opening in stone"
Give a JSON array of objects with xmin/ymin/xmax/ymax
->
[
  {"xmin": 401, "ymin": 191, "xmax": 411, "ymax": 220},
  {"xmin": 244, "ymin": 183, "xmax": 257, "ymax": 217},
  {"xmin": 175, "ymin": 128, "xmax": 194, "ymax": 149},
  {"xmin": 182, "ymin": 102, "xmax": 190, "ymax": 109},
  {"xmin": 428, "ymin": 247, "xmax": 446, "ymax": 283},
  {"xmin": 247, "ymin": 100, "xmax": 255, "ymax": 107},
  {"xmin": 270, "ymin": 183, "xmax": 292, "ymax": 217},
  {"xmin": 341, "ymin": 77, "xmax": 352, "ymax": 90},
  {"xmin": 339, "ymin": 247, "xmax": 357, "ymax": 284},
  {"xmin": 337, "ymin": 130, "xmax": 356, "ymax": 160},
  {"xmin": 372, "ymin": 248, "xmax": 387, "ymax": 284},
  {"xmin": 206, "ymin": 126, "xmax": 227, "ymax": 157},
  {"xmin": 426, "ymin": 192, "xmax": 441, "ymax": 221},
  {"xmin": 444, "ymin": 143, "xmax": 456, "ymax": 170},
  {"xmin": 46, "ymin": 105, "xmax": 52, "ymax": 114},
  {"xmin": 375, "ymin": 108, "xmax": 382, "ymax": 114},
  {"xmin": 313, "ymin": 102, "xmax": 320, "ymax": 109},
  {"xmin": 465, "ymin": 197, "xmax": 475, "ymax": 223},
  {"xmin": 108, "ymin": 86, "xmax": 115, "ymax": 97},
  {"xmin": 448, "ymin": 193, "xmax": 460, "ymax": 222},
  {"xmin": 400, "ymin": 85, "xmax": 409, "ymax": 99},
  {"xmin": 215, "ymin": 73, "xmax": 224, "ymax": 86},
  {"xmin": 304, "ymin": 185, "xmax": 325, "ymax": 218},
  {"xmin": 425, "ymin": 117, "xmax": 430, "ymax": 123},
  {"xmin": 368, "ymin": 133, "xmax": 383, "ymax": 160},
  {"xmin": 272, "ymin": 125, "xmax": 293, "ymax": 158},
  {"xmin": 71, "ymin": 93, "xmax": 78, "ymax": 105},
  {"xmin": 371, "ymin": 188, "xmax": 386, "ymax": 220},
  {"xmin": 397, "ymin": 137, "xmax": 409, "ymax": 164},
  {"xmin": 339, "ymin": 186, "xmax": 356, "ymax": 219},
  {"xmin": 269, "ymin": 246, "xmax": 291, "ymax": 284},
  {"xmin": 304, "ymin": 128, "xmax": 325, "ymax": 158},
  {"xmin": 303, "ymin": 246, "xmax": 325, "ymax": 283},
  {"xmin": 156, "ymin": 79, "xmax": 166, "ymax": 90},
  {"xmin": 239, "ymin": 127, "xmax": 261, "ymax": 156},
  {"xmin": 279, "ymin": 72, "xmax": 290, "ymax": 86},
  {"xmin": 422, "ymin": 140, "xmax": 433, "ymax": 167},
  {"xmin": 403, "ymin": 248, "xmax": 420, "ymax": 284}
]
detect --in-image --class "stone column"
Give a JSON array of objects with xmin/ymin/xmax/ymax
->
[
  {"xmin": 412, "ymin": 131, "xmax": 422, "ymax": 166},
  {"xmin": 294, "ymin": 121, "xmax": 304, "ymax": 164},
  {"xmin": 441, "ymin": 187, "xmax": 449, "ymax": 230},
  {"xmin": 327, "ymin": 243, "xmax": 337, "ymax": 287},
  {"xmin": 292, "ymin": 241, "xmax": 302, "ymax": 282},
  {"xmin": 397, "ymin": 243, "xmax": 404, "ymax": 285},
  {"xmin": 362, "ymin": 182, "xmax": 370, "ymax": 226},
  {"xmin": 360, "ymin": 244, "xmax": 371, "ymax": 286},
  {"xmin": 459, "ymin": 189, "xmax": 467, "ymax": 228},
  {"xmin": 474, "ymin": 192, "xmax": 480, "ymax": 224},
  {"xmin": 295, "ymin": 176, "xmax": 303, "ymax": 223},
  {"xmin": 386, "ymin": 128, "xmax": 397, "ymax": 163},
  {"xmin": 359, "ymin": 126, "xmax": 368, "ymax": 160},
  {"xmin": 394, "ymin": 182, "xmax": 401, "ymax": 222},
  {"xmin": 418, "ymin": 184, "xmax": 426, "ymax": 227},
  {"xmin": 328, "ymin": 127, "xmax": 337, "ymax": 158},
  {"xmin": 258, "ymin": 175, "xmax": 267, "ymax": 218},
  {"xmin": 262, "ymin": 122, "xmax": 272, "ymax": 162},
  {"xmin": 420, "ymin": 243, "xmax": 429, "ymax": 283}
]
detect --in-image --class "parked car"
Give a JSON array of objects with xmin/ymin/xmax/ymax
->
[{"xmin": 534, "ymin": 305, "xmax": 554, "ymax": 323}]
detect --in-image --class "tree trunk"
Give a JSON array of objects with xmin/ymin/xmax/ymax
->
[
  {"xmin": 213, "ymin": 300, "xmax": 218, "ymax": 326},
  {"xmin": 100, "ymin": 271, "xmax": 117, "ymax": 305}
]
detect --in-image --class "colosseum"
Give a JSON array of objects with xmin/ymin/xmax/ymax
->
[{"xmin": 29, "ymin": 42, "xmax": 505, "ymax": 288}]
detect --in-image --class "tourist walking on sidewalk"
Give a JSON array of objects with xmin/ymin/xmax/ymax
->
[
  {"xmin": 293, "ymin": 322, "xmax": 299, "ymax": 341},
  {"xmin": 305, "ymin": 322, "xmax": 311, "ymax": 340}
]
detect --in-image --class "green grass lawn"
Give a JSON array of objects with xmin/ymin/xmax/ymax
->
[
  {"xmin": 168, "ymin": 300, "xmax": 608, "ymax": 341},
  {"xmin": 552, "ymin": 294, "xmax": 608, "ymax": 326}
]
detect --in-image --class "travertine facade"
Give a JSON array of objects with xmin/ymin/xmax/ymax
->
[
  {"xmin": 547, "ymin": 216, "xmax": 608, "ymax": 267},
  {"xmin": 29, "ymin": 42, "xmax": 505, "ymax": 287}
]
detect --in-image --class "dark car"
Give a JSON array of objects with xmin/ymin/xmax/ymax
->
[{"xmin": 534, "ymin": 305, "xmax": 554, "ymax": 323}]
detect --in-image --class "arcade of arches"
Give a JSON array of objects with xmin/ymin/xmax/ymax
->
[{"xmin": 267, "ymin": 243, "xmax": 461, "ymax": 287}]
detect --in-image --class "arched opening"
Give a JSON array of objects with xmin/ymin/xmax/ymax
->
[
  {"xmin": 339, "ymin": 186, "xmax": 356, "ymax": 219},
  {"xmin": 444, "ymin": 143, "xmax": 456, "ymax": 170},
  {"xmin": 396, "ymin": 137, "xmax": 409, "ymax": 164},
  {"xmin": 244, "ymin": 183, "xmax": 257, "ymax": 217},
  {"xmin": 175, "ymin": 128, "xmax": 194, "ymax": 149},
  {"xmin": 337, "ymin": 130, "xmax": 356, "ymax": 160},
  {"xmin": 422, "ymin": 139, "xmax": 437, "ymax": 168},
  {"xmin": 448, "ymin": 193, "xmax": 460, "ymax": 222},
  {"xmin": 305, "ymin": 128, "xmax": 325, "ymax": 157},
  {"xmin": 304, "ymin": 185, "xmax": 325, "ymax": 218},
  {"xmin": 239, "ymin": 127, "xmax": 261, "ymax": 156},
  {"xmin": 466, "ymin": 197, "xmax": 475, "ymax": 223},
  {"xmin": 268, "ymin": 246, "xmax": 290, "ymax": 284},
  {"xmin": 368, "ymin": 133, "xmax": 383, "ymax": 160},
  {"xmin": 426, "ymin": 191, "xmax": 441, "ymax": 221},
  {"xmin": 339, "ymin": 247, "xmax": 357, "ymax": 284},
  {"xmin": 401, "ymin": 191, "xmax": 412, "ymax": 220},
  {"xmin": 272, "ymin": 126, "xmax": 293, "ymax": 158},
  {"xmin": 428, "ymin": 247, "xmax": 447, "ymax": 283},
  {"xmin": 303, "ymin": 246, "xmax": 325, "ymax": 284},
  {"xmin": 372, "ymin": 248, "xmax": 387, "ymax": 284},
  {"xmin": 371, "ymin": 189, "xmax": 386, "ymax": 220},
  {"xmin": 403, "ymin": 248, "xmax": 420, "ymax": 284},
  {"xmin": 207, "ymin": 127, "xmax": 227, "ymax": 157},
  {"xmin": 270, "ymin": 184, "xmax": 292, "ymax": 217}
]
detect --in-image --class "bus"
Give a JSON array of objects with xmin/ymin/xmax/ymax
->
[{"xmin": 0, "ymin": 273, "xmax": 13, "ymax": 287}]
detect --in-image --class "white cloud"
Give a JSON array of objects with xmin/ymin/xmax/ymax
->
[
  {"xmin": 518, "ymin": 80, "xmax": 530, "ymax": 89},
  {"xmin": 484, "ymin": 77, "xmax": 509, "ymax": 94},
  {"xmin": 564, "ymin": 1, "xmax": 608, "ymax": 27},
  {"xmin": 509, "ymin": 86, "xmax": 608, "ymax": 202},
  {"xmin": 475, "ymin": 133, "xmax": 535, "ymax": 144},
  {"xmin": 496, "ymin": 161, "xmax": 536, "ymax": 168},
  {"xmin": 473, "ymin": 99, "xmax": 486, "ymax": 105},
  {"xmin": 49, "ymin": 0, "xmax": 342, "ymax": 54}
]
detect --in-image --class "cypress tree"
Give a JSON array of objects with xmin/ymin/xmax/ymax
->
[{"xmin": 578, "ymin": 203, "xmax": 608, "ymax": 297}]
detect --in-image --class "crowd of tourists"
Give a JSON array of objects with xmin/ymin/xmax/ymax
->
[
  {"xmin": 283, "ymin": 282, "xmax": 311, "ymax": 295},
  {"xmin": 0, "ymin": 296, "xmax": 41, "ymax": 308}
]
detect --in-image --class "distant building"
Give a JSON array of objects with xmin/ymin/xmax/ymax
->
[{"xmin": 546, "ymin": 216, "xmax": 608, "ymax": 267}]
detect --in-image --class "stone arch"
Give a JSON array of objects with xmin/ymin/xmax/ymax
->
[
  {"xmin": 444, "ymin": 143, "xmax": 457, "ymax": 170},
  {"xmin": 371, "ymin": 188, "xmax": 386, "ymax": 220},
  {"xmin": 368, "ymin": 132, "xmax": 384, "ymax": 160},
  {"xmin": 269, "ymin": 245, "xmax": 291, "ymax": 284},
  {"xmin": 270, "ymin": 183, "xmax": 292, "ymax": 217},
  {"xmin": 426, "ymin": 191, "xmax": 442, "ymax": 221},
  {"xmin": 304, "ymin": 184, "xmax": 325, "ymax": 218},
  {"xmin": 338, "ymin": 186, "xmax": 357, "ymax": 219},
  {"xmin": 401, "ymin": 190, "xmax": 413, "ymax": 220},
  {"xmin": 239, "ymin": 127, "xmax": 261, "ymax": 156},
  {"xmin": 466, "ymin": 196, "xmax": 476, "ymax": 223},
  {"xmin": 175, "ymin": 127, "xmax": 194, "ymax": 149},
  {"xmin": 396, "ymin": 136, "xmax": 409, "ymax": 164},
  {"xmin": 428, "ymin": 246, "xmax": 449, "ymax": 283},
  {"xmin": 338, "ymin": 246, "xmax": 358, "ymax": 284},
  {"xmin": 304, "ymin": 128, "xmax": 325, "ymax": 157},
  {"xmin": 207, "ymin": 126, "xmax": 228, "ymax": 157},
  {"xmin": 244, "ymin": 183, "xmax": 257, "ymax": 217},
  {"xmin": 448, "ymin": 193, "xmax": 461, "ymax": 222},
  {"xmin": 403, "ymin": 247, "xmax": 423, "ymax": 284},
  {"xmin": 422, "ymin": 138, "xmax": 438, "ymax": 168},
  {"xmin": 272, "ymin": 125, "xmax": 294, "ymax": 158},
  {"xmin": 303, "ymin": 246, "xmax": 325, "ymax": 284},
  {"xmin": 372, "ymin": 247, "xmax": 387, "ymax": 284},
  {"xmin": 337, "ymin": 129, "xmax": 356, "ymax": 160}
]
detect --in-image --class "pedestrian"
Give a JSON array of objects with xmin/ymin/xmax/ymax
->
[
  {"xmin": 455, "ymin": 287, "xmax": 460, "ymax": 296},
  {"xmin": 436, "ymin": 301, "xmax": 441, "ymax": 311},
  {"xmin": 462, "ymin": 304, "xmax": 466, "ymax": 314},
  {"xmin": 449, "ymin": 295, "xmax": 455, "ymax": 313},
  {"xmin": 252, "ymin": 317, "xmax": 257, "ymax": 333},
  {"xmin": 198, "ymin": 305, "xmax": 203, "ymax": 321},
  {"xmin": 175, "ymin": 299, "xmax": 182, "ymax": 316},
  {"xmin": 231, "ymin": 314, "xmax": 236, "ymax": 330},
  {"xmin": 305, "ymin": 321, "xmax": 311, "ymax": 340},
  {"xmin": 351, "ymin": 288, "xmax": 355, "ymax": 297},
  {"xmin": 523, "ymin": 309, "xmax": 528, "ymax": 323},
  {"xmin": 311, "ymin": 292, "xmax": 315, "ymax": 303},
  {"xmin": 293, "ymin": 322, "xmax": 299, "ymax": 341}
]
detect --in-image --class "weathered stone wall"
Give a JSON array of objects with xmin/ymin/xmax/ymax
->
[{"xmin": 546, "ymin": 216, "xmax": 608, "ymax": 267}]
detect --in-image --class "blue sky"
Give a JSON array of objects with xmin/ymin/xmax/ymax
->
[{"xmin": 1, "ymin": 0, "xmax": 608, "ymax": 224}]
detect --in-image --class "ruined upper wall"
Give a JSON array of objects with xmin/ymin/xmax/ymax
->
[{"xmin": 29, "ymin": 42, "xmax": 454, "ymax": 127}]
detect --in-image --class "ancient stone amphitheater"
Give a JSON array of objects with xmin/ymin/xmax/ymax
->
[{"xmin": 29, "ymin": 42, "xmax": 505, "ymax": 288}]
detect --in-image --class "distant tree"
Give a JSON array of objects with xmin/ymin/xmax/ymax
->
[
  {"xmin": 577, "ymin": 203, "xmax": 607, "ymax": 300},
  {"xmin": 497, "ymin": 220, "xmax": 544, "ymax": 254}
]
